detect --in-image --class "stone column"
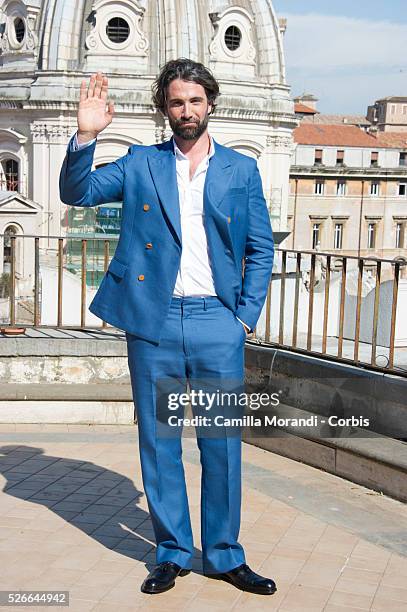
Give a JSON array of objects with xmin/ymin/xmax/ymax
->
[
  {"xmin": 257, "ymin": 132, "xmax": 295, "ymax": 232},
  {"xmin": 31, "ymin": 122, "xmax": 50, "ymax": 241},
  {"xmin": 31, "ymin": 122, "xmax": 71, "ymax": 246},
  {"xmin": 48, "ymin": 124, "xmax": 72, "ymax": 238}
]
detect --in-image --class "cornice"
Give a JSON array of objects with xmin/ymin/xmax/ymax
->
[
  {"xmin": 0, "ymin": 101, "xmax": 23, "ymax": 109},
  {"xmin": 20, "ymin": 100, "xmax": 155, "ymax": 113},
  {"xmin": 290, "ymin": 165, "xmax": 407, "ymax": 179},
  {"xmin": 0, "ymin": 98, "xmax": 297, "ymax": 125}
]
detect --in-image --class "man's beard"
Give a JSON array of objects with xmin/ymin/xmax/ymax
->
[{"xmin": 169, "ymin": 112, "xmax": 210, "ymax": 141}]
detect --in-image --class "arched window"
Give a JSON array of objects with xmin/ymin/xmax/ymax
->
[{"xmin": 0, "ymin": 159, "xmax": 19, "ymax": 191}]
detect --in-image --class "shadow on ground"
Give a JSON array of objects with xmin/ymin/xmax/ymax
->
[{"xmin": 0, "ymin": 444, "xmax": 203, "ymax": 573}]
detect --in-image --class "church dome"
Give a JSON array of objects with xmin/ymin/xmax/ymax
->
[
  {"xmin": 0, "ymin": 0, "xmax": 291, "ymax": 111},
  {"xmin": 0, "ymin": 0, "xmax": 296, "ymax": 239}
]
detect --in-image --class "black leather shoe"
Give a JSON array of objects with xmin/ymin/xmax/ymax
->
[
  {"xmin": 141, "ymin": 561, "xmax": 191, "ymax": 594},
  {"xmin": 205, "ymin": 563, "xmax": 277, "ymax": 595}
]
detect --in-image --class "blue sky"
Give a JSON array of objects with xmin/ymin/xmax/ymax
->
[{"xmin": 272, "ymin": 1, "xmax": 407, "ymax": 114}]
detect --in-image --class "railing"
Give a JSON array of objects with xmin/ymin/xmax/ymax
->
[
  {"xmin": 0, "ymin": 179, "xmax": 21, "ymax": 191},
  {"xmin": 253, "ymin": 248, "xmax": 407, "ymax": 377},
  {"xmin": 0, "ymin": 234, "xmax": 117, "ymax": 330},
  {"xmin": 0, "ymin": 235, "xmax": 406, "ymax": 377}
]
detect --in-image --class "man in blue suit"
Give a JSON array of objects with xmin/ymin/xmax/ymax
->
[{"xmin": 60, "ymin": 59, "xmax": 275, "ymax": 596}]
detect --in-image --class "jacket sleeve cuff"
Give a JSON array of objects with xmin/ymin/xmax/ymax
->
[{"xmin": 70, "ymin": 132, "xmax": 97, "ymax": 152}]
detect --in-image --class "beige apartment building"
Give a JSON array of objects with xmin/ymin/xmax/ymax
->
[
  {"xmin": 367, "ymin": 97, "xmax": 407, "ymax": 133},
  {"xmin": 287, "ymin": 98, "xmax": 407, "ymax": 259}
]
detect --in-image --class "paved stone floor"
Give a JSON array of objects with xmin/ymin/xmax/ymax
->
[{"xmin": 0, "ymin": 424, "xmax": 407, "ymax": 611}]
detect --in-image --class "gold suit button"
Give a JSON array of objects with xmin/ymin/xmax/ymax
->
[
  {"xmin": 138, "ymin": 274, "xmax": 145, "ymax": 281},
  {"xmin": 143, "ymin": 204, "xmax": 150, "ymax": 211},
  {"xmin": 146, "ymin": 242, "xmax": 153, "ymax": 249},
  {"xmin": 227, "ymin": 216, "xmax": 231, "ymax": 223}
]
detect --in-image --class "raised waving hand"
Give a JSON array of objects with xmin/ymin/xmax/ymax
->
[{"xmin": 77, "ymin": 72, "xmax": 115, "ymax": 144}]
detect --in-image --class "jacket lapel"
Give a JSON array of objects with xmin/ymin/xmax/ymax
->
[
  {"xmin": 147, "ymin": 140, "xmax": 182, "ymax": 245},
  {"xmin": 204, "ymin": 141, "xmax": 235, "ymax": 213},
  {"xmin": 146, "ymin": 138, "xmax": 235, "ymax": 247},
  {"xmin": 204, "ymin": 142, "xmax": 236, "ymax": 255}
]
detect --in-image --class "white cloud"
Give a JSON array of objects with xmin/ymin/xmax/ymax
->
[{"xmin": 282, "ymin": 14, "xmax": 407, "ymax": 112}]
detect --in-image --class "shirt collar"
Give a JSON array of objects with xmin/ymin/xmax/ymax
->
[{"xmin": 173, "ymin": 134, "xmax": 215, "ymax": 161}]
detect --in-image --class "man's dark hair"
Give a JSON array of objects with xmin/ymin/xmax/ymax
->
[{"xmin": 152, "ymin": 58, "xmax": 220, "ymax": 115}]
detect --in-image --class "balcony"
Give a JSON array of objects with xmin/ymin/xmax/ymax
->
[{"xmin": 1, "ymin": 235, "xmax": 406, "ymax": 373}]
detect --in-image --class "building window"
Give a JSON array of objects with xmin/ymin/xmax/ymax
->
[
  {"xmin": 400, "ymin": 152, "xmax": 407, "ymax": 167},
  {"xmin": 391, "ymin": 105, "xmax": 396, "ymax": 115},
  {"xmin": 403, "ymin": 106, "xmax": 407, "ymax": 115},
  {"xmin": 224, "ymin": 26, "xmax": 242, "ymax": 51},
  {"xmin": 396, "ymin": 222, "xmax": 405, "ymax": 248},
  {"xmin": 314, "ymin": 149, "xmax": 323, "ymax": 165},
  {"xmin": 334, "ymin": 223, "xmax": 343, "ymax": 249},
  {"xmin": 337, "ymin": 180, "xmax": 346, "ymax": 196},
  {"xmin": 370, "ymin": 151, "xmax": 379, "ymax": 167},
  {"xmin": 370, "ymin": 181, "xmax": 380, "ymax": 196},
  {"xmin": 1, "ymin": 159, "xmax": 19, "ymax": 191},
  {"xmin": 367, "ymin": 223, "xmax": 376, "ymax": 249},
  {"xmin": 106, "ymin": 17, "xmax": 130, "ymax": 43},
  {"xmin": 336, "ymin": 150, "xmax": 345, "ymax": 165},
  {"xmin": 315, "ymin": 180, "xmax": 325, "ymax": 195},
  {"xmin": 399, "ymin": 183, "xmax": 407, "ymax": 196},
  {"xmin": 14, "ymin": 18, "xmax": 25, "ymax": 43},
  {"xmin": 312, "ymin": 223, "xmax": 321, "ymax": 249}
]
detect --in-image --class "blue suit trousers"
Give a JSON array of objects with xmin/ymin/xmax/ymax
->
[{"xmin": 126, "ymin": 296, "xmax": 247, "ymax": 573}]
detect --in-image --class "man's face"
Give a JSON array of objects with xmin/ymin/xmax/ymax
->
[{"xmin": 165, "ymin": 79, "xmax": 212, "ymax": 141}]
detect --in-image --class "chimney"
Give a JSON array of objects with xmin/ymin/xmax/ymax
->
[{"xmin": 293, "ymin": 94, "xmax": 319, "ymax": 111}]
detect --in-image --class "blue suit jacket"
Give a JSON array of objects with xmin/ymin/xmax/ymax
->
[{"xmin": 59, "ymin": 136, "xmax": 274, "ymax": 343}]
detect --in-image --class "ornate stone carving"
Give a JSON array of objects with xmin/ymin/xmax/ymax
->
[
  {"xmin": 86, "ymin": 34, "xmax": 98, "ymax": 50},
  {"xmin": 0, "ymin": 2, "xmax": 39, "ymax": 58},
  {"xmin": 30, "ymin": 124, "xmax": 47, "ymax": 144},
  {"xmin": 154, "ymin": 127, "xmax": 164, "ymax": 143},
  {"xmin": 31, "ymin": 124, "xmax": 71, "ymax": 144},
  {"xmin": 47, "ymin": 125, "xmax": 72, "ymax": 143},
  {"xmin": 209, "ymin": 7, "xmax": 256, "ymax": 77},
  {"xmin": 266, "ymin": 134, "xmax": 295, "ymax": 153},
  {"xmin": 163, "ymin": 128, "xmax": 173, "ymax": 142},
  {"xmin": 0, "ymin": 35, "xmax": 8, "ymax": 54},
  {"xmin": 85, "ymin": 0, "xmax": 149, "ymax": 59},
  {"xmin": 154, "ymin": 125, "xmax": 172, "ymax": 143}
]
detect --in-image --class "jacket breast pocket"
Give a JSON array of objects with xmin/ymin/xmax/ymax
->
[
  {"xmin": 228, "ymin": 187, "xmax": 248, "ymax": 196},
  {"xmin": 108, "ymin": 256, "xmax": 128, "ymax": 279}
]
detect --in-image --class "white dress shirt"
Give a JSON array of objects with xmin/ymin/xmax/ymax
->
[
  {"xmin": 72, "ymin": 132, "xmax": 250, "ymax": 331},
  {"xmin": 172, "ymin": 136, "xmax": 216, "ymax": 297},
  {"xmin": 72, "ymin": 132, "xmax": 217, "ymax": 297}
]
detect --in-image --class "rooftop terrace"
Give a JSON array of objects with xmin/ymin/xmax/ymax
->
[{"xmin": 1, "ymin": 424, "xmax": 407, "ymax": 611}]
